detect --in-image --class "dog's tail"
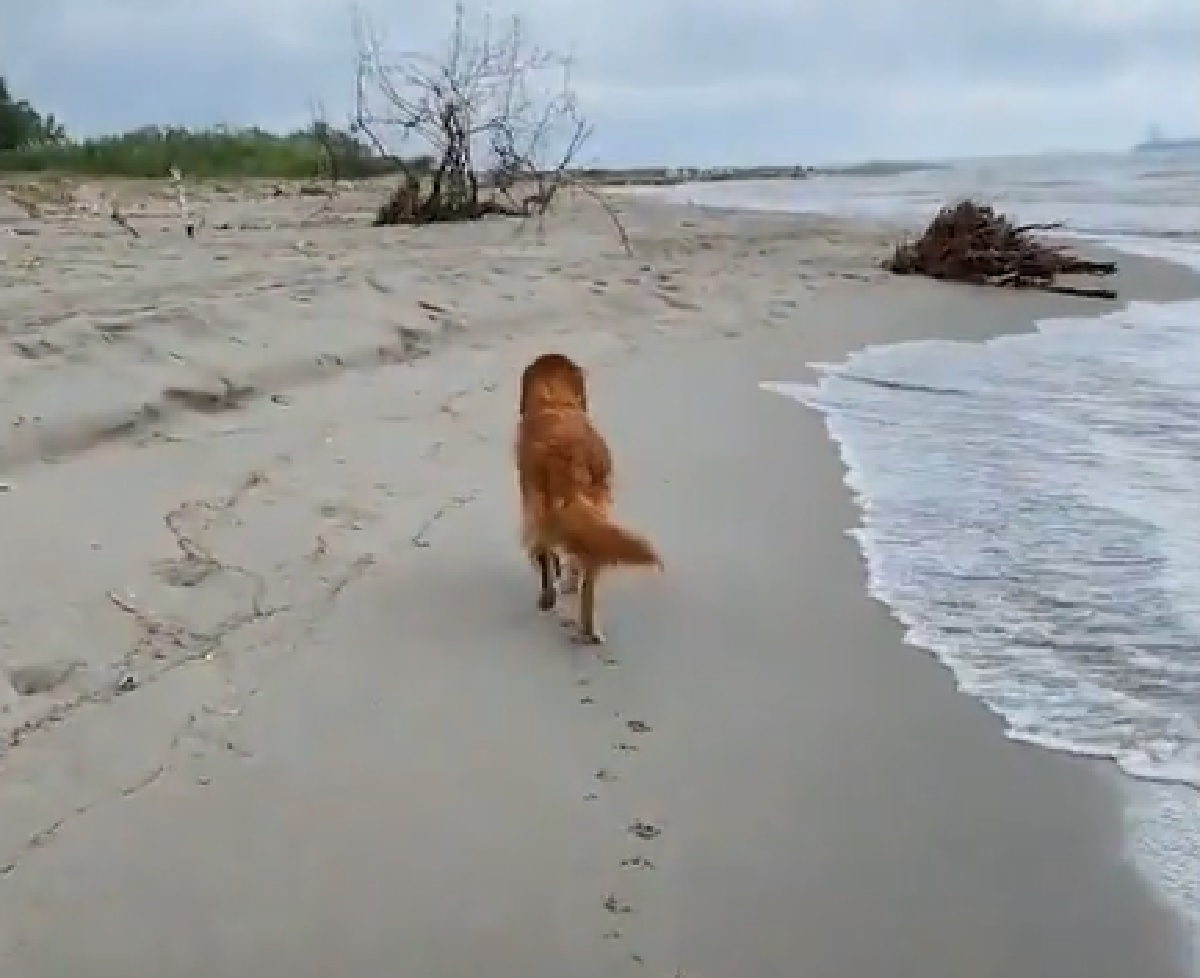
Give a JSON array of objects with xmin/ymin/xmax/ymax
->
[{"xmin": 553, "ymin": 500, "xmax": 663, "ymax": 570}]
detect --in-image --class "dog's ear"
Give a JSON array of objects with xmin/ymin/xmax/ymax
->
[
  {"xmin": 519, "ymin": 367, "xmax": 535, "ymax": 415},
  {"xmin": 574, "ymin": 365, "xmax": 588, "ymax": 411}
]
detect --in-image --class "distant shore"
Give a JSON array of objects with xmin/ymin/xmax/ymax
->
[{"xmin": 573, "ymin": 159, "xmax": 949, "ymax": 186}]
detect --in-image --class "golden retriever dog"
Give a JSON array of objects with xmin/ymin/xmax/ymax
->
[{"xmin": 516, "ymin": 353, "xmax": 662, "ymax": 644}]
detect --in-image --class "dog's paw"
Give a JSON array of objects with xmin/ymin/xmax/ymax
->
[{"xmin": 570, "ymin": 628, "xmax": 606, "ymax": 647}]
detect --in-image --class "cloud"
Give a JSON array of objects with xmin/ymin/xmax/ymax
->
[{"xmin": 3, "ymin": 0, "xmax": 1198, "ymax": 163}]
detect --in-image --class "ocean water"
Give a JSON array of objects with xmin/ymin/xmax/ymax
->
[
  {"xmin": 690, "ymin": 151, "xmax": 1200, "ymax": 964},
  {"xmin": 662, "ymin": 150, "xmax": 1200, "ymax": 238}
]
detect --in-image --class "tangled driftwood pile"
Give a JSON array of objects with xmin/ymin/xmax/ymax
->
[
  {"xmin": 884, "ymin": 200, "xmax": 1118, "ymax": 299},
  {"xmin": 371, "ymin": 176, "xmax": 523, "ymax": 227}
]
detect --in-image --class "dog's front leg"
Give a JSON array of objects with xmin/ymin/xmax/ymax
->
[{"xmin": 535, "ymin": 548, "xmax": 558, "ymax": 610}]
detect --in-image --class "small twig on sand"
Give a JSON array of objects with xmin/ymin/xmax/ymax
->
[
  {"xmin": 160, "ymin": 470, "xmax": 268, "ymax": 608},
  {"xmin": 105, "ymin": 589, "xmax": 141, "ymax": 615},
  {"xmin": 1038, "ymin": 283, "xmax": 1119, "ymax": 299},
  {"xmin": 170, "ymin": 166, "xmax": 196, "ymax": 238},
  {"xmin": 65, "ymin": 187, "xmax": 141, "ymax": 238},
  {"xmin": 3, "ymin": 189, "xmax": 41, "ymax": 218},
  {"xmin": 546, "ymin": 179, "xmax": 632, "ymax": 256},
  {"xmin": 410, "ymin": 494, "xmax": 474, "ymax": 548},
  {"xmin": 108, "ymin": 202, "xmax": 141, "ymax": 238},
  {"xmin": 583, "ymin": 184, "xmax": 633, "ymax": 255},
  {"xmin": 302, "ymin": 194, "xmax": 338, "ymax": 225}
]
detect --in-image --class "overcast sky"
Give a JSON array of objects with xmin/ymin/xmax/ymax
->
[{"xmin": 2, "ymin": 0, "xmax": 1197, "ymax": 165}]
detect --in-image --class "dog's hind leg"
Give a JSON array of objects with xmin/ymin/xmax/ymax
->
[
  {"xmin": 560, "ymin": 556, "xmax": 581, "ymax": 595},
  {"xmin": 523, "ymin": 505, "xmax": 559, "ymax": 610},
  {"xmin": 571, "ymin": 569, "xmax": 605, "ymax": 645}
]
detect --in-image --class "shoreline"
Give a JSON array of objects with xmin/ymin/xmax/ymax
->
[
  {"xmin": 718, "ymin": 240, "xmax": 1200, "ymax": 976},
  {"xmin": 772, "ymin": 242, "xmax": 1200, "ymax": 962},
  {"xmin": 0, "ymin": 183, "xmax": 1194, "ymax": 975}
]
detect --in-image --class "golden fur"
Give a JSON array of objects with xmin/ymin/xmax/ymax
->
[{"xmin": 515, "ymin": 353, "xmax": 662, "ymax": 644}]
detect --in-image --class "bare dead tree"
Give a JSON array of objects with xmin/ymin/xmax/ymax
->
[
  {"xmin": 351, "ymin": 1, "xmax": 630, "ymax": 251},
  {"xmin": 309, "ymin": 100, "xmax": 341, "ymax": 186},
  {"xmin": 298, "ymin": 100, "xmax": 343, "ymax": 224}
]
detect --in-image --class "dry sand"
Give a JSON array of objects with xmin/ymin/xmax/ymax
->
[{"xmin": 0, "ymin": 177, "xmax": 1194, "ymax": 976}]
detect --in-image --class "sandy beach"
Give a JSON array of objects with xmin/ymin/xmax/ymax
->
[{"xmin": 0, "ymin": 178, "xmax": 1194, "ymax": 976}]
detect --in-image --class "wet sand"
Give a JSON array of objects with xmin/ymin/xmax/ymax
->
[{"xmin": 0, "ymin": 178, "xmax": 1193, "ymax": 976}]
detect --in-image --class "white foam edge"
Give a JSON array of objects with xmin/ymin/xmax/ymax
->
[{"xmin": 762, "ymin": 364, "xmax": 1200, "ymax": 966}]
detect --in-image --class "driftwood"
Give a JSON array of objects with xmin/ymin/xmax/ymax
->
[
  {"xmin": 371, "ymin": 173, "xmax": 524, "ymax": 227},
  {"xmin": 884, "ymin": 200, "xmax": 1118, "ymax": 299}
]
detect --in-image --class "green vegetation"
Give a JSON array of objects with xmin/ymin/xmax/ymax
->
[
  {"xmin": 0, "ymin": 76, "xmax": 66, "ymax": 152},
  {"xmin": 0, "ymin": 74, "xmax": 408, "ymax": 179},
  {"xmin": 0, "ymin": 124, "xmax": 388, "ymax": 179}
]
